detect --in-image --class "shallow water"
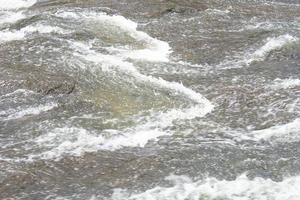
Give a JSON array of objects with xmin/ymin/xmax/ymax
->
[{"xmin": 0, "ymin": 0, "xmax": 300, "ymax": 199}]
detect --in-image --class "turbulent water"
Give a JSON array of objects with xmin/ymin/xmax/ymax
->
[{"xmin": 0, "ymin": 0, "xmax": 300, "ymax": 199}]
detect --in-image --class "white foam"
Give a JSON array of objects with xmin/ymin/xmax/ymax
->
[
  {"xmin": 0, "ymin": 29, "xmax": 25, "ymax": 42},
  {"xmin": 270, "ymin": 78, "xmax": 300, "ymax": 90},
  {"xmin": 0, "ymin": 89, "xmax": 35, "ymax": 99},
  {"xmin": 206, "ymin": 8, "xmax": 231, "ymax": 15},
  {"xmin": 244, "ymin": 22, "xmax": 279, "ymax": 31},
  {"xmin": 247, "ymin": 34, "xmax": 298, "ymax": 64},
  {"xmin": 175, "ymin": 61, "xmax": 205, "ymax": 68},
  {"xmin": 0, "ymin": 0, "xmax": 36, "ymax": 10},
  {"xmin": 0, "ymin": 24, "xmax": 70, "ymax": 42},
  {"xmin": 3, "ymin": 102, "xmax": 57, "ymax": 121},
  {"xmin": 0, "ymin": 11, "xmax": 25, "ymax": 24},
  {"xmin": 248, "ymin": 118, "xmax": 300, "ymax": 141},
  {"xmin": 32, "ymin": 127, "xmax": 166, "ymax": 160},
  {"xmin": 220, "ymin": 34, "xmax": 298, "ymax": 69},
  {"xmin": 102, "ymin": 104, "xmax": 212, "ymax": 151},
  {"xmin": 31, "ymin": 100, "xmax": 211, "ymax": 160},
  {"xmin": 33, "ymin": 105, "xmax": 209, "ymax": 159},
  {"xmin": 112, "ymin": 174, "xmax": 300, "ymax": 200},
  {"xmin": 22, "ymin": 24, "xmax": 67, "ymax": 34},
  {"xmin": 55, "ymin": 11, "xmax": 138, "ymax": 30},
  {"xmin": 56, "ymin": 10, "xmax": 171, "ymax": 62},
  {"xmin": 33, "ymin": 127, "xmax": 106, "ymax": 159}
]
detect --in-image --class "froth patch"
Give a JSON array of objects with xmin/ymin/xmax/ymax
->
[
  {"xmin": 33, "ymin": 127, "xmax": 106, "ymax": 160},
  {"xmin": 248, "ymin": 34, "xmax": 298, "ymax": 64},
  {"xmin": 270, "ymin": 78, "xmax": 300, "ymax": 90},
  {"xmin": 0, "ymin": 24, "xmax": 70, "ymax": 42},
  {"xmin": 248, "ymin": 118, "xmax": 300, "ymax": 142},
  {"xmin": 0, "ymin": 11, "xmax": 25, "ymax": 24},
  {"xmin": 0, "ymin": 29, "xmax": 26, "ymax": 42},
  {"xmin": 55, "ymin": 10, "xmax": 171, "ymax": 62},
  {"xmin": 0, "ymin": 0, "xmax": 36, "ymax": 10},
  {"xmin": 111, "ymin": 174, "xmax": 300, "ymax": 200},
  {"xmin": 0, "ymin": 88, "xmax": 35, "ymax": 98},
  {"xmin": 219, "ymin": 34, "xmax": 298, "ymax": 69},
  {"xmin": 30, "ymin": 102, "xmax": 214, "ymax": 160},
  {"xmin": 32, "ymin": 127, "xmax": 167, "ymax": 160},
  {"xmin": 31, "ymin": 103, "xmax": 212, "ymax": 160},
  {"xmin": 1, "ymin": 102, "xmax": 57, "ymax": 121}
]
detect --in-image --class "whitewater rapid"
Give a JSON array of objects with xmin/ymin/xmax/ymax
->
[
  {"xmin": 111, "ymin": 174, "xmax": 300, "ymax": 200},
  {"xmin": 0, "ymin": 5, "xmax": 214, "ymax": 161},
  {"xmin": 25, "ymin": 9, "xmax": 214, "ymax": 160}
]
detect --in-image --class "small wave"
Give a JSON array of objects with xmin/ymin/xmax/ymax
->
[
  {"xmin": 205, "ymin": 8, "xmax": 231, "ymax": 15},
  {"xmin": 0, "ymin": 0, "xmax": 36, "ymax": 10},
  {"xmin": 32, "ymin": 127, "xmax": 106, "ymax": 160},
  {"xmin": 220, "ymin": 34, "xmax": 298, "ymax": 69},
  {"xmin": 248, "ymin": 118, "xmax": 300, "ymax": 142},
  {"xmin": 243, "ymin": 21, "xmax": 284, "ymax": 31},
  {"xmin": 1, "ymin": 102, "xmax": 57, "ymax": 121},
  {"xmin": 55, "ymin": 10, "xmax": 171, "ymax": 62},
  {"xmin": 270, "ymin": 78, "xmax": 300, "ymax": 90},
  {"xmin": 22, "ymin": 24, "xmax": 68, "ymax": 34},
  {"xmin": 32, "ymin": 104, "xmax": 212, "ymax": 160},
  {"xmin": 0, "ymin": 24, "xmax": 70, "ymax": 42},
  {"xmin": 0, "ymin": 88, "xmax": 35, "ymax": 99},
  {"xmin": 111, "ymin": 174, "xmax": 300, "ymax": 200},
  {"xmin": 247, "ymin": 34, "xmax": 298, "ymax": 64},
  {"xmin": 217, "ymin": 118, "xmax": 300, "ymax": 143},
  {"xmin": 71, "ymin": 41, "xmax": 212, "ymax": 108},
  {"xmin": 0, "ymin": 29, "xmax": 26, "ymax": 42},
  {"xmin": 0, "ymin": 11, "xmax": 25, "ymax": 25},
  {"xmin": 31, "ymin": 127, "xmax": 167, "ymax": 160}
]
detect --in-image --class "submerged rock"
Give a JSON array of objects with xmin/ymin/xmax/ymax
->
[
  {"xmin": 0, "ymin": 69, "xmax": 76, "ymax": 96},
  {"xmin": 24, "ymin": 73, "xmax": 76, "ymax": 95}
]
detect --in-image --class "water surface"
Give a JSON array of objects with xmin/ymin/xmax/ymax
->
[{"xmin": 0, "ymin": 0, "xmax": 300, "ymax": 199}]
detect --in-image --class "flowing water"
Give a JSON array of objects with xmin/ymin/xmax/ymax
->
[{"xmin": 0, "ymin": 0, "xmax": 300, "ymax": 199}]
